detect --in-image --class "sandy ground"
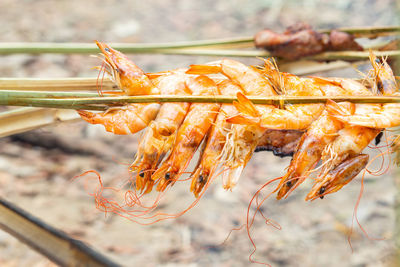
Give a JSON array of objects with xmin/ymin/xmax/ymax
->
[{"xmin": 0, "ymin": 0, "xmax": 399, "ymax": 266}]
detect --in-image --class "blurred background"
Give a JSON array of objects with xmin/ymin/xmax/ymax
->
[{"xmin": 0, "ymin": 0, "xmax": 399, "ymax": 266}]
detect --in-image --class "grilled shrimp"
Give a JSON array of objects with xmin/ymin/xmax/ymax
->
[
  {"xmin": 152, "ymin": 75, "xmax": 221, "ymax": 191},
  {"xmin": 306, "ymin": 53, "xmax": 398, "ymax": 200},
  {"xmin": 132, "ymin": 70, "xmax": 191, "ymax": 193},
  {"xmin": 188, "ymin": 59, "xmax": 279, "ymax": 190},
  {"xmin": 305, "ymin": 154, "xmax": 369, "ymax": 201},
  {"xmin": 79, "ymin": 41, "xmax": 160, "ymax": 135},
  {"xmin": 275, "ymin": 77, "xmax": 372, "ymax": 199},
  {"xmin": 190, "ymin": 80, "xmax": 243, "ymax": 197}
]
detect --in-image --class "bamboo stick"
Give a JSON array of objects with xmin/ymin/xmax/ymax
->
[
  {"xmin": 0, "ymin": 90, "xmax": 108, "ymax": 98},
  {"xmin": 0, "ymin": 26, "xmax": 398, "ymax": 55},
  {"xmin": 0, "ymin": 107, "xmax": 80, "ymax": 138},
  {"xmin": 307, "ymin": 50, "xmax": 400, "ymax": 61},
  {"xmin": 0, "ymin": 78, "xmax": 116, "ymax": 91},
  {"xmin": 1, "ymin": 94, "xmax": 400, "ymax": 111},
  {"xmin": 0, "ymin": 197, "xmax": 120, "ymax": 266},
  {"xmin": 319, "ymin": 25, "xmax": 400, "ymax": 38}
]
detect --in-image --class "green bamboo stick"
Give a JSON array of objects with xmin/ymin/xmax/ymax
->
[
  {"xmin": 2, "ymin": 94, "xmax": 400, "ymax": 111},
  {"xmin": 0, "ymin": 78, "xmax": 116, "ymax": 91},
  {"xmin": 0, "ymin": 90, "xmax": 108, "ymax": 98},
  {"xmin": 319, "ymin": 25, "xmax": 400, "ymax": 37},
  {"xmin": 308, "ymin": 50, "xmax": 400, "ymax": 61},
  {"xmin": 0, "ymin": 26, "xmax": 398, "ymax": 55}
]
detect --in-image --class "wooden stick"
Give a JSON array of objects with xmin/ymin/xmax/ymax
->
[
  {"xmin": 0, "ymin": 78, "xmax": 116, "ymax": 91},
  {"xmin": 0, "ymin": 107, "xmax": 80, "ymax": 137},
  {"xmin": 0, "ymin": 197, "xmax": 120, "ymax": 266},
  {"xmin": 0, "ymin": 26, "xmax": 398, "ymax": 55},
  {"xmin": 1, "ymin": 94, "xmax": 400, "ymax": 111}
]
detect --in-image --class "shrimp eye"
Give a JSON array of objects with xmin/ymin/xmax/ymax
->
[
  {"xmin": 165, "ymin": 172, "xmax": 171, "ymax": 180},
  {"xmin": 115, "ymin": 68, "xmax": 119, "ymax": 73},
  {"xmin": 375, "ymin": 131, "xmax": 383, "ymax": 145},
  {"xmin": 198, "ymin": 175, "xmax": 204, "ymax": 183},
  {"xmin": 286, "ymin": 181, "xmax": 292, "ymax": 187},
  {"xmin": 105, "ymin": 47, "xmax": 110, "ymax": 52},
  {"xmin": 375, "ymin": 58, "xmax": 381, "ymax": 64},
  {"xmin": 319, "ymin": 187, "xmax": 326, "ymax": 199},
  {"xmin": 138, "ymin": 171, "xmax": 144, "ymax": 178}
]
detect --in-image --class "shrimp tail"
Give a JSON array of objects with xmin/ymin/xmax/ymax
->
[
  {"xmin": 186, "ymin": 64, "xmax": 222, "ymax": 75},
  {"xmin": 78, "ymin": 110, "xmax": 98, "ymax": 123},
  {"xmin": 227, "ymin": 92, "xmax": 261, "ymax": 125},
  {"xmin": 325, "ymin": 99, "xmax": 352, "ymax": 117}
]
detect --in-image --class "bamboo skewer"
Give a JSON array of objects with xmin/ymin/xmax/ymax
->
[
  {"xmin": 0, "ymin": 26, "xmax": 398, "ymax": 56},
  {"xmin": 1, "ymin": 93, "xmax": 400, "ymax": 111},
  {"xmin": 0, "ymin": 77, "xmax": 116, "ymax": 91},
  {"xmin": 0, "ymin": 197, "xmax": 119, "ymax": 266},
  {"xmin": 0, "ymin": 107, "xmax": 80, "ymax": 138}
]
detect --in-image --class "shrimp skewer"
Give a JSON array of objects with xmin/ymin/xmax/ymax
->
[
  {"xmin": 189, "ymin": 59, "xmax": 328, "ymax": 189},
  {"xmin": 189, "ymin": 80, "xmax": 243, "ymax": 197},
  {"xmin": 152, "ymin": 75, "xmax": 221, "ymax": 191},
  {"xmin": 132, "ymin": 70, "xmax": 191, "ymax": 193},
  {"xmin": 78, "ymin": 41, "xmax": 160, "ymax": 135}
]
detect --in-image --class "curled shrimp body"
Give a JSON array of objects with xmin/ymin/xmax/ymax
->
[
  {"xmin": 227, "ymin": 70, "xmax": 326, "ymax": 130},
  {"xmin": 330, "ymin": 53, "xmax": 399, "ymax": 128},
  {"xmin": 152, "ymin": 75, "xmax": 221, "ymax": 191},
  {"xmin": 78, "ymin": 103, "xmax": 160, "ymax": 135},
  {"xmin": 305, "ymin": 154, "xmax": 369, "ymax": 201},
  {"xmin": 79, "ymin": 42, "xmax": 160, "ymax": 135},
  {"xmin": 190, "ymin": 80, "xmax": 243, "ymax": 197},
  {"xmin": 132, "ymin": 70, "xmax": 191, "ymax": 193},
  {"xmin": 275, "ymin": 78, "xmax": 372, "ymax": 199},
  {"xmin": 330, "ymin": 94, "xmax": 400, "ymax": 128}
]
